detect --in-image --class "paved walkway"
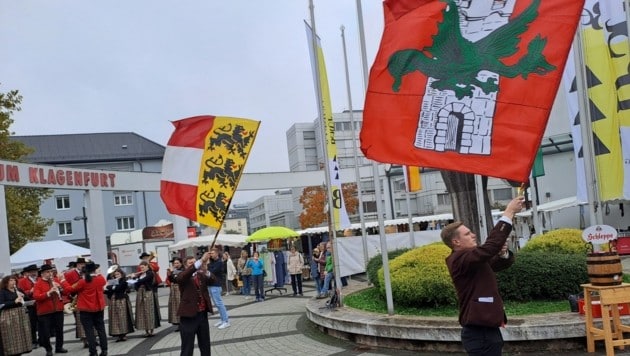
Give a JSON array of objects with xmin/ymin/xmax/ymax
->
[{"xmin": 48, "ymin": 274, "xmax": 630, "ymax": 355}]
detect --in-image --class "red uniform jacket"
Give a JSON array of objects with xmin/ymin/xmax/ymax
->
[
  {"xmin": 17, "ymin": 276, "xmax": 36, "ymax": 299},
  {"xmin": 67, "ymin": 275, "xmax": 107, "ymax": 312},
  {"xmin": 33, "ymin": 277, "xmax": 65, "ymax": 315}
]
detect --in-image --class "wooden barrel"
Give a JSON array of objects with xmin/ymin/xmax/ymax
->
[{"xmin": 587, "ymin": 252, "xmax": 623, "ymax": 286}]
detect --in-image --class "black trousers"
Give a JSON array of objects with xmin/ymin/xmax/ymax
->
[
  {"xmin": 179, "ymin": 311, "xmax": 210, "ymax": 356},
  {"xmin": 80, "ymin": 310, "xmax": 108, "ymax": 356},
  {"xmin": 461, "ymin": 325, "xmax": 503, "ymax": 356},
  {"xmin": 26, "ymin": 306, "xmax": 38, "ymax": 343},
  {"xmin": 38, "ymin": 311, "xmax": 64, "ymax": 352},
  {"xmin": 290, "ymin": 274, "xmax": 303, "ymax": 294}
]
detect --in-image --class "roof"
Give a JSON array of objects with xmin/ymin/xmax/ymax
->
[{"xmin": 12, "ymin": 132, "xmax": 165, "ymax": 164}]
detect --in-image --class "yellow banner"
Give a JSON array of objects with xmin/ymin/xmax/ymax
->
[{"xmin": 580, "ymin": 0, "xmax": 630, "ymax": 201}]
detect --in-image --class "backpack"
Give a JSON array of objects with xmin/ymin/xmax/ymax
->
[{"xmin": 326, "ymin": 289, "xmax": 340, "ymax": 309}]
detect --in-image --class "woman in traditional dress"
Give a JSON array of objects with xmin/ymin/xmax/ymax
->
[
  {"xmin": 133, "ymin": 261, "xmax": 161, "ymax": 337},
  {"xmin": 104, "ymin": 269, "xmax": 134, "ymax": 342},
  {"xmin": 166, "ymin": 257, "xmax": 184, "ymax": 332},
  {"xmin": 0, "ymin": 275, "xmax": 32, "ymax": 355}
]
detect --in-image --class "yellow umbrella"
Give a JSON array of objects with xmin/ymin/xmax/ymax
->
[{"xmin": 246, "ymin": 226, "xmax": 300, "ymax": 242}]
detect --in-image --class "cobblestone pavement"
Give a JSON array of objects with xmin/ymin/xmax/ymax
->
[{"xmin": 45, "ymin": 276, "xmax": 630, "ymax": 356}]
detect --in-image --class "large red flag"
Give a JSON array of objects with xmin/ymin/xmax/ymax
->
[
  {"xmin": 160, "ymin": 116, "xmax": 259, "ymax": 229},
  {"xmin": 361, "ymin": 0, "xmax": 584, "ymax": 182}
]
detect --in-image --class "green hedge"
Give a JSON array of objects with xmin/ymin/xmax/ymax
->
[
  {"xmin": 497, "ymin": 251, "xmax": 588, "ymax": 301},
  {"xmin": 366, "ymin": 248, "xmax": 409, "ymax": 289},
  {"xmin": 521, "ymin": 228, "xmax": 586, "ymax": 254},
  {"xmin": 377, "ymin": 243, "xmax": 457, "ymax": 307}
]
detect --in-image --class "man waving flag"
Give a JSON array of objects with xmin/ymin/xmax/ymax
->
[{"xmin": 160, "ymin": 115, "xmax": 260, "ymax": 228}]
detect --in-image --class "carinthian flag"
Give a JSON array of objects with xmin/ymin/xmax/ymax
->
[
  {"xmin": 160, "ymin": 115, "xmax": 260, "ymax": 229},
  {"xmin": 564, "ymin": 0, "xmax": 630, "ymax": 201},
  {"xmin": 305, "ymin": 21, "xmax": 351, "ymax": 230},
  {"xmin": 403, "ymin": 166, "xmax": 422, "ymax": 192},
  {"xmin": 360, "ymin": 0, "xmax": 584, "ymax": 183}
]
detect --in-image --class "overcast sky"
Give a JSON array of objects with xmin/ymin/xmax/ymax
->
[{"xmin": 0, "ymin": 1, "xmax": 385, "ymax": 204}]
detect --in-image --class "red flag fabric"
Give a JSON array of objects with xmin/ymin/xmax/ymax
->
[
  {"xmin": 361, "ymin": 0, "xmax": 584, "ymax": 182},
  {"xmin": 160, "ymin": 115, "xmax": 260, "ymax": 228}
]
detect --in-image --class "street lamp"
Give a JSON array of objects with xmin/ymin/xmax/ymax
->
[{"xmin": 73, "ymin": 206, "xmax": 88, "ymax": 246}]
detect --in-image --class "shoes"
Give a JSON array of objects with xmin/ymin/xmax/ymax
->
[
  {"xmin": 217, "ymin": 322, "xmax": 230, "ymax": 329},
  {"xmin": 214, "ymin": 320, "xmax": 223, "ymax": 327},
  {"xmin": 32, "ymin": 342, "xmax": 39, "ymax": 349},
  {"xmin": 174, "ymin": 327, "xmax": 179, "ymax": 332},
  {"xmin": 46, "ymin": 351, "xmax": 53, "ymax": 356},
  {"xmin": 55, "ymin": 348, "xmax": 68, "ymax": 353},
  {"xmin": 292, "ymin": 293, "xmax": 298, "ymax": 297},
  {"xmin": 100, "ymin": 352, "xmax": 107, "ymax": 356},
  {"xmin": 316, "ymin": 293, "xmax": 327, "ymax": 299},
  {"xmin": 299, "ymin": 293, "xmax": 303, "ymax": 296}
]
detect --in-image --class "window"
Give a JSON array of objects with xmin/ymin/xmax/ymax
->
[
  {"xmin": 363, "ymin": 201, "xmax": 377, "ymax": 213},
  {"xmin": 437, "ymin": 193, "xmax": 450, "ymax": 205},
  {"xmin": 58, "ymin": 222, "xmax": 72, "ymax": 236},
  {"xmin": 114, "ymin": 192, "xmax": 133, "ymax": 206},
  {"xmin": 56, "ymin": 196, "xmax": 70, "ymax": 210},
  {"xmin": 493, "ymin": 188, "xmax": 513, "ymax": 201},
  {"xmin": 116, "ymin": 216, "xmax": 136, "ymax": 231}
]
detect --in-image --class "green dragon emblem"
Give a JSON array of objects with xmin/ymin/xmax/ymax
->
[{"xmin": 388, "ymin": 0, "xmax": 555, "ymax": 100}]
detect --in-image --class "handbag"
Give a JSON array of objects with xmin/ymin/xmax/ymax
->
[{"xmin": 263, "ymin": 270, "xmax": 267, "ymax": 277}]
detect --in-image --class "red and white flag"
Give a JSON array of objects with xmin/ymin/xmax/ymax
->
[
  {"xmin": 160, "ymin": 115, "xmax": 260, "ymax": 228},
  {"xmin": 361, "ymin": 0, "xmax": 584, "ymax": 182}
]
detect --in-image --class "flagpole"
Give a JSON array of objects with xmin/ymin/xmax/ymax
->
[
  {"xmin": 308, "ymin": 0, "xmax": 344, "ymax": 302},
  {"xmin": 405, "ymin": 190, "xmax": 415, "ymax": 247},
  {"xmin": 340, "ymin": 25, "xmax": 370, "ymax": 271},
  {"xmin": 474, "ymin": 175, "xmax": 488, "ymax": 243},
  {"xmin": 356, "ymin": 0, "xmax": 395, "ymax": 315},
  {"xmin": 573, "ymin": 27, "xmax": 603, "ymax": 228}
]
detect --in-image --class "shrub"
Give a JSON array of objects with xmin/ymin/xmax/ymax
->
[
  {"xmin": 497, "ymin": 250, "xmax": 587, "ymax": 301},
  {"xmin": 366, "ymin": 248, "xmax": 409, "ymax": 289},
  {"xmin": 378, "ymin": 243, "xmax": 456, "ymax": 306},
  {"xmin": 521, "ymin": 228, "xmax": 586, "ymax": 254}
]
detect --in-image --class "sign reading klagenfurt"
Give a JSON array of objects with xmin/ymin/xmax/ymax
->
[{"xmin": 0, "ymin": 159, "xmax": 160, "ymax": 191}]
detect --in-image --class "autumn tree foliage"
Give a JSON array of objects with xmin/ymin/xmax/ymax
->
[
  {"xmin": 298, "ymin": 183, "xmax": 358, "ymax": 229},
  {"xmin": 0, "ymin": 86, "xmax": 53, "ymax": 253}
]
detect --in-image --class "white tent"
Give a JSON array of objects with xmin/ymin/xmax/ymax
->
[
  {"xmin": 168, "ymin": 234, "xmax": 248, "ymax": 251},
  {"xmin": 10, "ymin": 240, "xmax": 91, "ymax": 270},
  {"xmin": 516, "ymin": 196, "xmax": 583, "ymax": 217}
]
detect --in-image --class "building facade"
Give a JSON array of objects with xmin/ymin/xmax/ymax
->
[{"xmin": 12, "ymin": 133, "xmax": 169, "ymax": 247}]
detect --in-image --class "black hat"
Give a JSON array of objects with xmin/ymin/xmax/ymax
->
[
  {"xmin": 139, "ymin": 252, "xmax": 151, "ymax": 259},
  {"xmin": 76, "ymin": 257, "xmax": 87, "ymax": 264},
  {"xmin": 84, "ymin": 262, "xmax": 99, "ymax": 273},
  {"xmin": 67, "ymin": 261, "xmax": 76, "ymax": 268},
  {"xmin": 22, "ymin": 264, "xmax": 38, "ymax": 273},
  {"xmin": 40, "ymin": 264, "xmax": 54, "ymax": 272}
]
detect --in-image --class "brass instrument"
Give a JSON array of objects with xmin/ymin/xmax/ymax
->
[
  {"xmin": 149, "ymin": 251, "xmax": 157, "ymax": 261},
  {"xmin": 64, "ymin": 295, "xmax": 77, "ymax": 315},
  {"xmin": 106, "ymin": 264, "xmax": 119, "ymax": 276}
]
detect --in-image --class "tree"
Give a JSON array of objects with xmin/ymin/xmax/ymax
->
[
  {"xmin": 298, "ymin": 183, "xmax": 358, "ymax": 229},
  {"xmin": 441, "ymin": 171, "xmax": 492, "ymax": 242},
  {"xmin": 0, "ymin": 85, "xmax": 53, "ymax": 253}
]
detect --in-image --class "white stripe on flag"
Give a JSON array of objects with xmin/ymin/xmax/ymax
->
[{"xmin": 161, "ymin": 145, "xmax": 203, "ymax": 185}]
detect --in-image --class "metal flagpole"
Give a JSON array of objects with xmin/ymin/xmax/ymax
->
[
  {"xmin": 340, "ymin": 25, "xmax": 369, "ymax": 272},
  {"xmin": 405, "ymin": 190, "xmax": 415, "ymax": 248},
  {"xmin": 475, "ymin": 175, "xmax": 488, "ymax": 243},
  {"xmin": 356, "ymin": 0, "xmax": 394, "ymax": 315},
  {"xmin": 308, "ymin": 0, "xmax": 344, "ymax": 303},
  {"xmin": 573, "ymin": 28, "xmax": 603, "ymax": 228}
]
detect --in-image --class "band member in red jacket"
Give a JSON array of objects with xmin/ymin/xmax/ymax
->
[
  {"xmin": 66, "ymin": 262, "xmax": 108, "ymax": 356},
  {"xmin": 33, "ymin": 264, "xmax": 67, "ymax": 356},
  {"xmin": 64, "ymin": 257, "xmax": 90, "ymax": 347},
  {"xmin": 18, "ymin": 263, "xmax": 39, "ymax": 349}
]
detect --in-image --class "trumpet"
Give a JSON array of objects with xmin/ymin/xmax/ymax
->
[{"xmin": 149, "ymin": 251, "xmax": 157, "ymax": 261}]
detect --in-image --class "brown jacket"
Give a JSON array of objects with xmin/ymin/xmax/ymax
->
[
  {"xmin": 176, "ymin": 262, "xmax": 215, "ymax": 318},
  {"xmin": 445, "ymin": 219, "xmax": 515, "ymax": 328}
]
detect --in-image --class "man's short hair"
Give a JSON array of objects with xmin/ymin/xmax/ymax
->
[{"xmin": 441, "ymin": 221, "xmax": 464, "ymax": 249}]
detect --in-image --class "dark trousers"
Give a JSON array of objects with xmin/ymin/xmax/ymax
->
[
  {"xmin": 179, "ymin": 311, "xmax": 210, "ymax": 356},
  {"xmin": 461, "ymin": 325, "xmax": 503, "ymax": 356},
  {"xmin": 80, "ymin": 310, "xmax": 108, "ymax": 356},
  {"xmin": 38, "ymin": 312, "xmax": 64, "ymax": 352},
  {"xmin": 290, "ymin": 274, "xmax": 303, "ymax": 295},
  {"xmin": 26, "ymin": 306, "xmax": 38, "ymax": 343},
  {"xmin": 253, "ymin": 274, "xmax": 264, "ymax": 299}
]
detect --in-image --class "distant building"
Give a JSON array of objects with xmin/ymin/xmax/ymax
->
[
  {"xmin": 248, "ymin": 190, "xmax": 296, "ymax": 232},
  {"xmin": 222, "ymin": 203, "xmax": 250, "ymax": 235},
  {"xmin": 12, "ymin": 133, "xmax": 169, "ymax": 246}
]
